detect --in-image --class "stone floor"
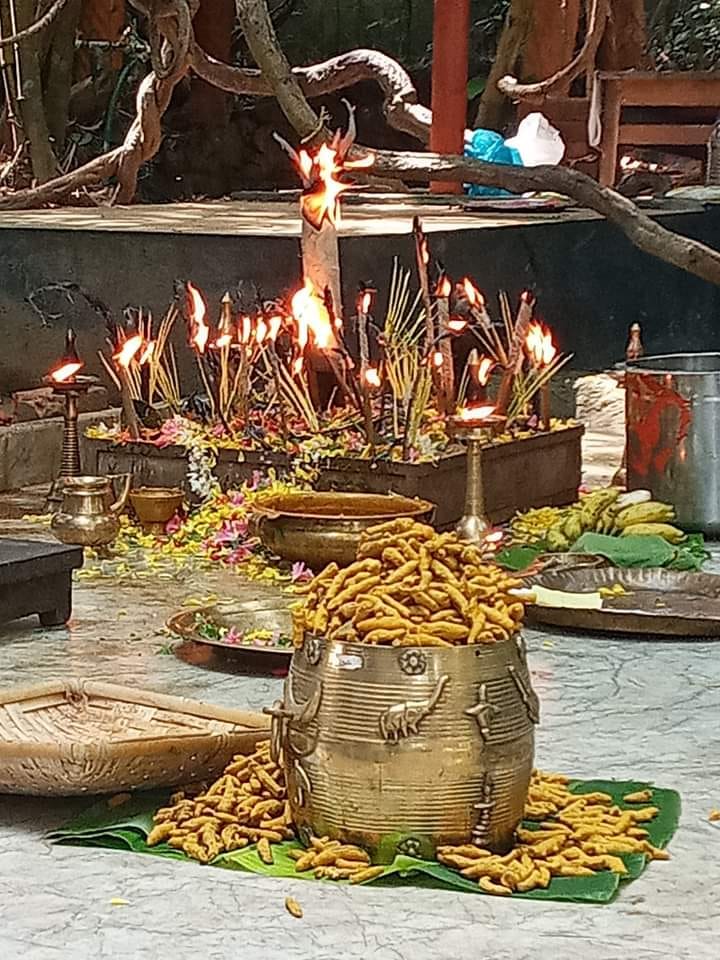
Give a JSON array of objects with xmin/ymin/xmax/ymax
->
[{"xmin": 0, "ymin": 513, "xmax": 719, "ymax": 960}]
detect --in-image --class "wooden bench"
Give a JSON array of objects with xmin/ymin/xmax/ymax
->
[{"xmin": 598, "ymin": 71, "xmax": 720, "ymax": 185}]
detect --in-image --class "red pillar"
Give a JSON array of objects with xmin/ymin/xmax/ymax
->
[{"xmin": 430, "ymin": 0, "xmax": 470, "ymax": 194}]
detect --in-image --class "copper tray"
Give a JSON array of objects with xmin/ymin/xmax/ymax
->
[
  {"xmin": 526, "ymin": 567, "xmax": 720, "ymax": 638},
  {"xmin": 167, "ymin": 599, "xmax": 293, "ymax": 674}
]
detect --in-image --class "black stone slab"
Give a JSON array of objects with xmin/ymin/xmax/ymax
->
[{"xmin": 0, "ymin": 538, "xmax": 83, "ymax": 627}]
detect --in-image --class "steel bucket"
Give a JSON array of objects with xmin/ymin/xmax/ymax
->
[
  {"xmin": 270, "ymin": 633, "xmax": 538, "ymax": 863},
  {"xmin": 625, "ymin": 353, "xmax": 720, "ymax": 533}
]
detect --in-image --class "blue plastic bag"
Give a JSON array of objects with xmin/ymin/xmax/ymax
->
[{"xmin": 464, "ymin": 129, "xmax": 522, "ymax": 198}]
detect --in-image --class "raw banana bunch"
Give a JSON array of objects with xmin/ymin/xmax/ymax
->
[
  {"xmin": 612, "ymin": 501, "xmax": 676, "ymax": 531},
  {"xmin": 620, "ymin": 522, "xmax": 686, "ymax": 544}
]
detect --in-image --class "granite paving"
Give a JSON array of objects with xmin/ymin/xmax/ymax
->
[{"xmin": 0, "ymin": 518, "xmax": 717, "ymax": 960}]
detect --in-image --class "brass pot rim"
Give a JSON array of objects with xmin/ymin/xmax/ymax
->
[
  {"xmin": 253, "ymin": 491, "xmax": 435, "ymax": 522},
  {"xmin": 129, "ymin": 486, "xmax": 184, "ymax": 501},
  {"xmin": 304, "ymin": 632, "xmax": 522, "ymax": 655}
]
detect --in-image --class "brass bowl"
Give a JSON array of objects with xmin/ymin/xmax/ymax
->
[
  {"xmin": 129, "ymin": 486, "xmax": 184, "ymax": 535},
  {"xmin": 252, "ymin": 491, "xmax": 435, "ymax": 568}
]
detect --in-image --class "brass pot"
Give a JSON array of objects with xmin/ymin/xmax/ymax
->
[
  {"xmin": 252, "ymin": 492, "xmax": 435, "ymax": 568},
  {"xmin": 51, "ymin": 474, "xmax": 131, "ymax": 547},
  {"xmin": 269, "ymin": 633, "xmax": 538, "ymax": 863},
  {"xmin": 129, "ymin": 486, "xmax": 184, "ymax": 535}
]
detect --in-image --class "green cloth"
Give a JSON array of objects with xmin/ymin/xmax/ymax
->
[{"xmin": 48, "ymin": 778, "xmax": 680, "ymax": 904}]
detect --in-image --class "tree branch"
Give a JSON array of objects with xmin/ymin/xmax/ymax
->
[
  {"xmin": 189, "ymin": 44, "xmax": 432, "ymax": 143},
  {"xmin": 0, "ymin": 0, "xmax": 71, "ymax": 46},
  {"xmin": 368, "ymin": 148, "xmax": 720, "ymax": 286},
  {"xmin": 498, "ymin": 0, "xmax": 610, "ymax": 100}
]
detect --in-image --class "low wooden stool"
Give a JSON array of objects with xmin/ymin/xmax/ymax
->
[{"xmin": 0, "ymin": 539, "xmax": 84, "ymax": 627}]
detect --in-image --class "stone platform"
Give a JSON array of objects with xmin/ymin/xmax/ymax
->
[{"xmin": 0, "ymin": 517, "xmax": 717, "ymax": 960}]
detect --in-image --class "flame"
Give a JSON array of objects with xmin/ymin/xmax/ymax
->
[
  {"xmin": 188, "ymin": 283, "xmax": 209, "ymax": 354},
  {"xmin": 364, "ymin": 367, "xmax": 381, "ymax": 388},
  {"xmin": 462, "ymin": 277, "xmax": 484, "ymax": 309},
  {"xmin": 291, "ymin": 279, "xmax": 336, "ymax": 350},
  {"xmin": 240, "ymin": 315, "xmax": 252, "ymax": 345},
  {"xmin": 526, "ymin": 322, "xmax": 557, "ymax": 367},
  {"xmin": 214, "ymin": 334, "xmax": 232, "ymax": 349},
  {"xmin": 358, "ymin": 290, "xmax": 373, "ymax": 315},
  {"xmin": 432, "ymin": 350, "xmax": 444, "ymax": 368},
  {"xmin": 459, "ymin": 403, "xmax": 497, "ymax": 422},
  {"xmin": 292, "ymin": 356, "xmax": 304, "ymax": 376},
  {"xmin": 114, "ymin": 334, "xmax": 143, "ymax": 369},
  {"xmin": 477, "ymin": 356, "xmax": 494, "ymax": 386},
  {"xmin": 299, "ymin": 144, "xmax": 348, "ymax": 229},
  {"xmin": 268, "ymin": 315, "xmax": 283, "ymax": 341},
  {"xmin": 255, "ymin": 317, "xmax": 268, "ymax": 345},
  {"xmin": 139, "ymin": 341, "xmax": 155, "ymax": 365},
  {"xmin": 51, "ymin": 361, "xmax": 83, "ymax": 383},
  {"xmin": 436, "ymin": 275, "xmax": 452, "ymax": 299},
  {"xmin": 448, "ymin": 318, "xmax": 468, "ymax": 333}
]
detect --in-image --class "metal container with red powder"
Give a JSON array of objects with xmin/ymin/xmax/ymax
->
[{"xmin": 625, "ymin": 353, "xmax": 720, "ymax": 533}]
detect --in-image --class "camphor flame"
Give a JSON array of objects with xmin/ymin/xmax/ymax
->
[
  {"xmin": 139, "ymin": 340, "xmax": 156, "ymax": 365},
  {"xmin": 51, "ymin": 361, "xmax": 83, "ymax": 383},
  {"xmin": 448, "ymin": 318, "xmax": 468, "ymax": 333},
  {"xmin": 255, "ymin": 316, "xmax": 268, "ymax": 345},
  {"xmin": 268, "ymin": 315, "xmax": 283, "ymax": 342},
  {"xmin": 114, "ymin": 334, "xmax": 143, "ymax": 369},
  {"xmin": 436, "ymin": 274, "xmax": 452, "ymax": 299},
  {"xmin": 291, "ymin": 278, "xmax": 336, "ymax": 351},
  {"xmin": 462, "ymin": 277, "xmax": 484, "ymax": 309},
  {"xmin": 358, "ymin": 290, "xmax": 373, "ymax": 315},
  {"xmin": 526, "ymin": 321, "xmax": 557, "ymax": 367},
  {"xmin": 364, "ymin": 367, "xmax": 381, "ymax": 388},
  {"xmin": 187, "ymin": 282, "xmax": 209, "ymax": 354},
  {"xmin": 458, "ymin": 403, "xmax": 497, "ymax": 422}
]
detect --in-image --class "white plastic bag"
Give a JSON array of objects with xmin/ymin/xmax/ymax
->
[{"xmin": 505, "ymin": 113, "xmax": 565, "ymax": 167}]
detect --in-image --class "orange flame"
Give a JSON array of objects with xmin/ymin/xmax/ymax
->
[
  {"xmin": 299, "ymin": 144, "xmax": 346, "ymax": 229},
  {"xmin": 188, "ymin": 283, "xmax": 209, "ymax": 354},
  {"xmin": 436, "ymin": 275, "xmax": 452, "ymax": 299},
  {"xmin": 432, "ymin": 350, "xmax": 444, "ymax": 368},
  {"xmin": 240, "ymin": 315, "xmax": 252, "ymax": 345},
  {"xmin": 364, "ymin": 367, "xmax": 381, "ymax": 388},
  {"xmin": 292, "ymin": 356, "xmax": 304, "ymax": 376},
  {"xmin": 462, "ymin": 277, "xmax": 484, "ymax": 309},
  {"xmin": 526, "ymin": 322, "xmax": 556, "ymax": 367},
  {"xmin": 255, "ymin": 317, "xmax": 268, "ymax": 345},
  {"xmin": 459, "ymin": 403, "xmax": 497, "ymax": 422},
  {"xmin": 448, "ymin": 318, "xmax": 468, "ymax": 333},
  {"xmin": 114, "ymin": 334, "xmax": 143, "ymax": 369},
  {"xmin": 291, "ymin": 279, "xmax": 336, "ymax": 350},
  {"xmin": 139, "ymin": 341, "xmax": 155, "ymax": 365},
  {"xmin": 419, "ymin": 234, "xmax": 429, "ymax": 266},
  {"xmin": 51, "ymin": 361, "xmax": 83, "ymax": 383},
  {"xmin": 214, "ymin": 334, "xmax": 232, "ymax": 349}
]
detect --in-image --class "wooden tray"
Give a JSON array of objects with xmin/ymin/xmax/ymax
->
[
  {"xmin": 167, "ymin": 598, "xmax": 293, "ymax": 674},
  {"xmin": 0, "ymin": 680, "xmax": 269, "ymax": 795},
  {"xmin": 526, "ymin": 567, "xmax": 720, "ymax": 638}
]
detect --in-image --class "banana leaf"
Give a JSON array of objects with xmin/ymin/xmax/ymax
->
[{"xmin": 48, "ymin": 778, "xmax": 679, "ymax": 904}]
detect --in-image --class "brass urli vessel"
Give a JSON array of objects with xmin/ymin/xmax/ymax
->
[
  {"xmin": 449, "ymin": 411, "xmax": 507, "ymax": 543},
  {"xmin": 129, "ymin": 486, "xmax": 185, "ymax": 535}
]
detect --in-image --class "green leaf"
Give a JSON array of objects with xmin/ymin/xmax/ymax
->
[
  {"xmin": 47, "ymin": 777, "xmax": 681, "ymax": 903},
  {"xmin": 467, "ymin": 76, "xmax": 487, "ymax": 99},
  {"xmin": 570, "ymin": 533, "xmax": 676, "ymax": 568},
  {"xmin": 495, "ymin": 544, "xmax": 542, "ymax": 572}
]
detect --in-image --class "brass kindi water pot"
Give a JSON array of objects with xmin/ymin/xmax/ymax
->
[
  {"xmin": 50, "ymin": 475, "xmax": 132, "ymax": 547},
  {"xmin": 269, "ymin": 633, "xmax": 538, "ymax": 863}
]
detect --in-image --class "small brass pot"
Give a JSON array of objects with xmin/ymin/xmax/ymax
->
[
  {"xmin": 129, "ymin": 486, "xmax": 184, "ymax": 535},
  {"xmin": 252, "ymin": 491, "xmax": 435, "ymax": 568},
  {"xmin": 270, "ymin": 633, "xmax": 538, "ymax": 863}
]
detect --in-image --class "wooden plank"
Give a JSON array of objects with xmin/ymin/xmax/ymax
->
[
  {"xmin": 618, "ymin": 124, "xmax": 714, "ymax": 146},
  {"xmin": 599, "ymin": 71, "xmax": 720, "ymax": 107},
  {"xmin": 599, "ymin": 79, "xmax": 623, "ymax": 186}
]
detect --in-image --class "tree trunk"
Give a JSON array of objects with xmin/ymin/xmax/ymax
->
[
  {"xmin": 234, "ymin": 0, "xmax": 320, "ymax": 141},
  {"xmin": 522, "ymin": 0, "xmax": 580, "ymax": 93},
  {"xmin": 78, "ymin": 0, "xmax": 126, "ymax": 72},
  {"xmin": 44, "ymin": 0, "xmax": 81, "ymax": 151},
  {"xmin": 190, "ymin": 0, "xmax": 234, "ymax": 126},
  {"xmin": 16, "ymin": 0, "xmax": 56, "ymax": 182},
  {"xmin": 475, "ymin": 0, "xmax": 533, "ymax": 130},
  {"xmin": 599, "ymin": 0, "xmax": 649, "ymax": 71}
]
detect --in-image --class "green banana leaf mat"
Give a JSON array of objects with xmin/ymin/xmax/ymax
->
[{"xmin": 48, "ymin": 778, "xmax": 680, "ymax": 904}]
